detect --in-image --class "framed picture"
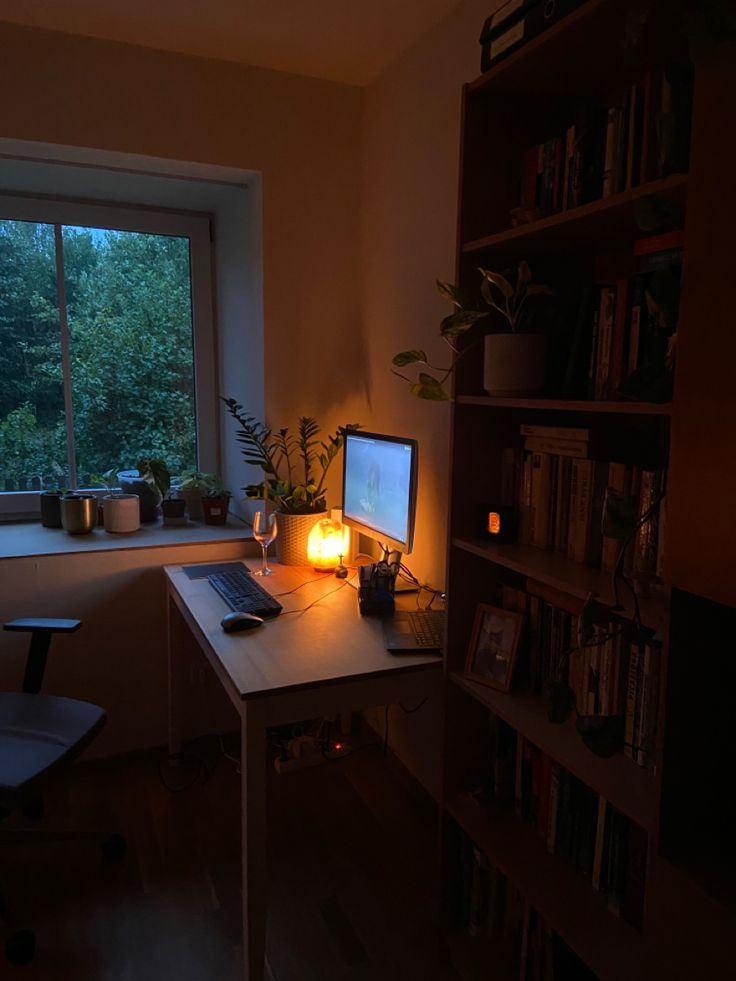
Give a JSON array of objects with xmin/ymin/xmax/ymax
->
[{"xmin": 464, "ymin": 603, "xmax": 524, "ymax": 692}]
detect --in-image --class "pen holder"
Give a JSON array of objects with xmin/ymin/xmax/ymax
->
[{"xmin": 357, "ymin": 552, "xmax": 402, "ymax": 616}]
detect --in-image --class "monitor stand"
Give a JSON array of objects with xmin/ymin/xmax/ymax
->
[{"xmin": 357, "ymin": 549, "xmax": 402, "ymax": 616}]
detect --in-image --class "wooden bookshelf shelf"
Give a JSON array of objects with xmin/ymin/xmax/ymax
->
[
  {"xmin": 450, "ymin": 671, "xmax": 657, "ymax": 831},
  {"xmin": 462, "ymin": 174, "xmax": 688, "ymax": 261},
  {"xmin": 446, "ymin": 795, "xmax": 645, "ymax": 981},
  {"xmin": 445, "ymin": 929, "xmax": 517, "ymax": 981},
  {"xmin": 451, "ymin": 538, "xmax": 667, "ymax": 629},
  {"xmin": 455, "ymin": 396, "xmax": 673, "ymax": 415},
  {"xmin": 468, "ymin": 0, "xmax": 633, "ymax": 100}
]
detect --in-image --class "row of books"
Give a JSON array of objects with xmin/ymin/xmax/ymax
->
[
  {"xmin": 511, "ymin": 736, "xmax": 648, "ymax": 928},
  {"xmin": 502, "ymin": 585, "xmax": 661, "ymax": 768},
  {"xmin": 504, "ymin": 426, "xmax": 665, "ymax": 579},
  {"xmin": 456, "ymin": 830, "xmax": 599, "ymax": 979},
  {"xmin": 516, "ymin": 66, "xmax": 693, "ymax": 221},
  {"xmin": 582, "ymin": 232, "xmax": 683, "ymax": 402}
]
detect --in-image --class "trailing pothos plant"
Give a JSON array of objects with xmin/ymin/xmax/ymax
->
[
  {"xmin": 392, "ymin": 261, "xmax": 552, "ymax": 400},
  {"xmin": 544, "ymin": 483, "xmax": 665, "ymax": 758},
  {"xmin": 222, "ymin": 398, "xmax": 360, "ymax": 514}
]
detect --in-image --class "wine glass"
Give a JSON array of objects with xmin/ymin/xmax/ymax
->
[{"xmin": 252, "ymin": 510, "xmax": 278, "ymax": 576}]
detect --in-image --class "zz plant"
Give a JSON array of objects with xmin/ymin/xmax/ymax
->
[{"xmin": 222, "ymin": 398, "xmax": 360, "ymax": 515}]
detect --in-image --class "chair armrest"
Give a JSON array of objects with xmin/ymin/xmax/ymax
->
[{"xmin": 4, "ymin": 618, "xmax": 82, "ymax": 634}]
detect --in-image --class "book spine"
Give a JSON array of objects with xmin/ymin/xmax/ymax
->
[
  {"xmin": 530, "ymin": 452, "xmax": 552, "ymax": 548},
  {"xmin": 601, "ymin": 461, "xmax": 627, "ymax": 573},
  {"xmin": 625, "ymin": 644, "xmax": 643, "ymax": 760},
  {"xmin": 609, "ymin": 278, "xmax": 629, "ymax": 395},
  {"xmin": 520, "ymin": 450, "xmax": 533, "ymax": 544},
  {"xmin": 595, "ymin": 286, "xmax": 616, "ymax": 400},
  {"xmin": 602, "ymin": 106, "xmax": 618, "ymax": 197},
  {"xmin": 547, "ymin": 762, "xmax": 561, "ymax": 855},
  {"xmin": 562, "ymin": 123, "xmax": 575, "ymax": 211},
  {"xmin": 568, "ymin": 459, "xmax": 592, "ymax": 564},
  {"xmin": 592, "ymin": 794, "xmax": 608, "ymax": 891}
]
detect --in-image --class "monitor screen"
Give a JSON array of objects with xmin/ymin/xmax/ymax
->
[{"xmin": 341, "ymin": 430, "xmax": 418, "ymax": 554}]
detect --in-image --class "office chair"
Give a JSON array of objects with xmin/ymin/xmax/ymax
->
[{"xmin": 0, "ymin": 618, "xmax": 126, "ymax": 965}]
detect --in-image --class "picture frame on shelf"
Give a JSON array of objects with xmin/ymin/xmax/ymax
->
[{"xmin": 464, "ymin": 603, "xmax": 524, "ymax": 692}]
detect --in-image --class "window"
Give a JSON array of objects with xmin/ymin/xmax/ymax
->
[{"xmin": 0, "ymin": 195, "xmax": 217, "ymax": 515}]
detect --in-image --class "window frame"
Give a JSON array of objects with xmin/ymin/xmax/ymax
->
[{"xmin": 0, "ymin": 192, "xmax": 218, "ymax": 517}]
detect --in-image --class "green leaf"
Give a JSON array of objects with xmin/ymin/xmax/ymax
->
[
  {"xmin": 478, "ymin": 267, "xmax": 514, "ymax": 298},
  {"xmin": 543, "ymin": 681, "xmax": 577, "ymax": 724},
  {"xmin": 436, "ymin": 279, "xmax": 463, "ymax": 305},
  {"xmin": 410, "ymin": 373, "xmax": 449, "ymax": 401},
  {"xmin": 440, "ymin": 310, "xmax": 486, "ymax": 338},
  {"xmin": 524, "ymin": 283, "xmax": 553, "ymax": 296},
  {"xmin": 517, "ymin": 260, "xmax": 531, "ymax": 290},
  {"xmin": 392, "ymin": 349, "xmax": 427, "ymax": 366}
]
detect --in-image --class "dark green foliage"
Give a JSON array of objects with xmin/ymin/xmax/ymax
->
[
  {"xmin": 222, "ymin": 397, "xmax": 360, "ymax": 514},
  {"xmin": 0, "ymin": 219, "xmax": 197, "ymax": 488}
]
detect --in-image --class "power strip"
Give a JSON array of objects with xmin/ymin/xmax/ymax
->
[{"xmin": 273, "ymin": 735, "xmax": 352, "ymax": 774}]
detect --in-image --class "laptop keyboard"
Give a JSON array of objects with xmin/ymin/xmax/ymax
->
[
  {"xmin": 207, "ymin": 569, "xmax": 283, "ymax": 619},
  {"xmin": 406, "ymin": 609, "xmax": 445, "ymax": 648}
]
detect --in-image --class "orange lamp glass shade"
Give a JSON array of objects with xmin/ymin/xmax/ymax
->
[
  {"xmin": 307, "ymin": 518, "xmax": 350, "ymax": 571},
  {"xmin": 487, "ymin": 511, "xmax": 501, "ymax": 535}
]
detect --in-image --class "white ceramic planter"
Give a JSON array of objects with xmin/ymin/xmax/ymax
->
[
  {"xmin": 483, "ymin": 333, "xmax": 547, "ymax": 397},
  {"xmin": 103, "ymin": 494, "xmax": 141, "ymax": 533}
]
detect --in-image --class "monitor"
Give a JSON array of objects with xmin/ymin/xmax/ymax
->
[{"xmin": 341, "ymin": 430, "xmax": 418, "ymax": 555}]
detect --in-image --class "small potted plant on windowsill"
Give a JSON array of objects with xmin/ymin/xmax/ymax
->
[
  {"xmin": 93, "ymin": 468, "xmax": 141, "ymax": 533},
  {"xmin": 201, "ymin": 475, "xmax": 231, "ymax": 525},
  {"xmin": 392, "ymin": 260, "xmax": 553, "ymax": 399},
  {"xmin": 178, "ymin": 470, "xmax": 210, "ymax": 521}
]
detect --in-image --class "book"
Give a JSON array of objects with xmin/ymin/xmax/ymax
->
[
  {"xmin": 594, "ymin": 286, "xmax": 616, "ymax": 400},
  {"xmin": 568, "ymin": 458, "xmax": 593, "ymax": 563},
  {"xmin": 530, "ymin": 451, "xmax": 553, "ymax": 548}
]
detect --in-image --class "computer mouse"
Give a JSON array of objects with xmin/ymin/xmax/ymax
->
[{"xmin": 221, "ymin": 611, "xmax": 265, "ymax": 632}]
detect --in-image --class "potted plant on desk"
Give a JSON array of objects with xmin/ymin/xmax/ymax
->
[{"xmin": 222, "ymin": 399, "xmax": 360, "ymax": 564}]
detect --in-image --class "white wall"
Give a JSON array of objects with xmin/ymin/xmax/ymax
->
[{"xmin": 359, "ymin": 0, "xmax": 503, "ymax": 797}]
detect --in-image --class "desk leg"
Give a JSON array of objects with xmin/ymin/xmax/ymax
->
[
  {"xmin": 167, "ymin": 590, "xmax": 184, "ymax": 756},
  {"xmin": 241, "ymin": 702, "xmax": 267, "ymax": 981}
]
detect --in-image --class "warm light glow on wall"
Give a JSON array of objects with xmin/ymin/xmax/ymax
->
[{"xmin": 307, "ymin": 517, "xmax": 350, "ymax": 571}]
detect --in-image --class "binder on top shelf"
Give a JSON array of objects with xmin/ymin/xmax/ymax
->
[{"xmin": 480, "ymin": 0, "xmax": 590, "ymax": 73}]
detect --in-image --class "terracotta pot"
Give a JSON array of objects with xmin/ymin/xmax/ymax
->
[
  {"xmin": 202, "ymin": 496, "xmax": 230, "ymax": 525},
  {"xmin": 483, "ymin": 333, "xmax": 547, "ymax": 397}
]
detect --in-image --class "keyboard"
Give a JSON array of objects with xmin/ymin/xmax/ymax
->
[
  {"xmin": 207, "ymin": 569, "xmax": 283, "ymax": 619},
  {"xmin": 383, "ymin": 609, "xmax": 446, "ymax": 653}
]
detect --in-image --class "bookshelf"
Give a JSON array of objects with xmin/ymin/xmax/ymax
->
[{"xmin": 440, "ymin": 2, "xmax": 736, "ymax": 980}]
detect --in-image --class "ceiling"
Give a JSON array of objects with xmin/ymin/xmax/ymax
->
[{"xmin": 0, "ymin": 0, "xmax": 464, "ymax": 86}]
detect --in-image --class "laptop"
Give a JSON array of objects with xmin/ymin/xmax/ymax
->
[{"xmin": 383, "ymin": 608, "xmax": 445, "ymax": 654}]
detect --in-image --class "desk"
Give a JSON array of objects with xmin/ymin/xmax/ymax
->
[{"xmin": 165, "ymin": 560, "xmax": 442, "ymax": 981}]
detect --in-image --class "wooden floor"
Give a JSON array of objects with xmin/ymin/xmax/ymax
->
[{"xmin": 1, "ymin": 736, "xmax": 457, "ymax": 980}]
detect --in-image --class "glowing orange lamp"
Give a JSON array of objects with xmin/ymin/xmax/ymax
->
[{"xmin": 307, "ymin": 516, "xmax": 350, "ymax": 572}]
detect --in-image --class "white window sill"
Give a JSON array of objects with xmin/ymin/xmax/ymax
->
[{"xmin": 0, "ymin": 518, "xmax": 255, "ymax": 560}]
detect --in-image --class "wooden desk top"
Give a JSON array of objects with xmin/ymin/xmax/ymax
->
[{"xmin": 165, "ymin": 561, "xmax": 441, "ymax": 701}]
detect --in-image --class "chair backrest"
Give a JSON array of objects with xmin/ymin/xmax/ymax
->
[{"xmin": 3, "ymin": 619, "xmax": 82, "ymax": 693}]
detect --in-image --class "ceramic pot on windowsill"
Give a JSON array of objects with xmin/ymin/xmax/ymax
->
[{"xmin": 103, "ymin": 494, "xmax": 141, "ymax": 534}]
